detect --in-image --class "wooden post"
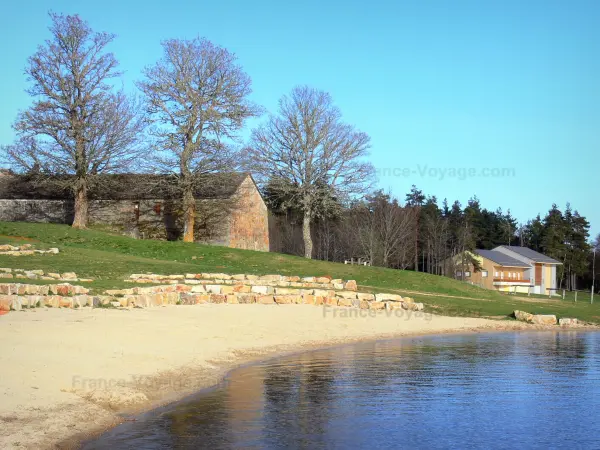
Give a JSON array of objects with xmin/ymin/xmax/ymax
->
[
  {"xmin": 562, "ymin": 289, "xmax": 565, "ymax": 300},
  {"xmin": 575, "ymin": 291, "xmax": 578, "ymax": 303}
]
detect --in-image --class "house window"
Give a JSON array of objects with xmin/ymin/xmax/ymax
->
[
  {"xmin": 482, "ymin": 271, "xmax": 488, "ymax": 278},
  {"xmin": 517, "ymin": 273, "xmax": 521, "ymax": 279},
  {"xmin": 456, "ymin": 271, "xmax": 462, "ymax": 278},
  {"xmin": 494, "ymin": 271, "xmax": 499, "ymax": 277},
  {"xmin": 464, "ymin": 271, "xmax": 471, "ymax": 277}
]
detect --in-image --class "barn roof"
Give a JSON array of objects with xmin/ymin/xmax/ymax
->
[{"xmin": 0, "ymin": 173, "xmax": 251, "ymax": 200}]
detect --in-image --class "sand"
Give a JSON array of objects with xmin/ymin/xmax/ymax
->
[{"xmin": 0, "ymin": 304, "xmax": 536, "ymax": 449}]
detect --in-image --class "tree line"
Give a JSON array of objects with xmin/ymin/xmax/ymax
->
[
  {"xmin": 2, "ymin": 12, "xmax": 372, "ymax": 255},
  {"xmin": 1, "ymin": 13, "xmax": 597, "ymax": 291},
  {"xmin": 268, "ymin": 186, "xmax": 597, "ymax": 291}
]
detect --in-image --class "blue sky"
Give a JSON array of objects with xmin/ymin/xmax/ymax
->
[{"xmin": 1, "ymin": 0, "xmax": 598, "ymax": 237}]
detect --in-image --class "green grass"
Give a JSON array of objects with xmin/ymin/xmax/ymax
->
[{"xmin": 1, "ymin": 221, "xmax": 599, "ymax": 324}]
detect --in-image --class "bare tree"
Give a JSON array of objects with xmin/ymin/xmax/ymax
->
[
  {"xmin": 138, "ymin": 38, "xmax": 260, "ymax": 242},
  {"xmin": 377, "ymin": 197, "xmax": 417, "ymax": 268},
  {"xmin": 2, "ymin": 13, "xmax": 145, "ymax": 228},
  {"xmin": 245, "ymin": 86, "xmax": 374, "ymax": 258},
  {"xmin": 349, "ymin": 191, "xmax": 416, "ymax": 268}
]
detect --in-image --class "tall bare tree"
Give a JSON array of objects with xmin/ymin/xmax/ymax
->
[
  {"xmin": 245, "ymin": 86, "xmax": 374, "ymax": 258},
  {"xmin": 350, "ymin": 191, "xmax": 416, "ymax": 268},
  {"xmin": 2, "ymin": 13, "xmax": 145, "ymax": 228},
  {"xmin": 137, "ymin": 38, "xmax": 260, "ymax": 242}
]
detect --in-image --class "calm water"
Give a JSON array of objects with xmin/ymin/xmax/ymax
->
[{"xmin": 84, "ymin": 332, "xmax": 600, "ymax": 449}]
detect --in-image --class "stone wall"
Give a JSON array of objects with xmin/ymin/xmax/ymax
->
[
  {"xmin": 0, "ymin": 279, "xmax": 423, "ymax": 313},
  {"xmin": 0, "ymin": 199, "xmax": 73, "ymax": 223},
  {"xmin": 0, "ymin": 245, "xmax": 59, "ymax": 256},
  {"xmin": 0, "ymin": 176, "xmax": 270, "ymax": 251},
  {"xmin": 0, "ymin": 268, "xmax": 92, "ymax": 282},
  {"xmin": 228, "ymin": 177, "xmax": 269, "ymax": 251}
]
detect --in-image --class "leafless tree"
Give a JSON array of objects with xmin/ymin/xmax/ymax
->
[
  {"xmin": 2, "ymin": 13, "xmax": 145, "ymax": 228},
  {"xmin": 377, "ymin": 198, "xmax": 417, "ymax": 268},
  {"xmin": 349, "ymin": 191, "xmax": 416, "ymax": 268},
  {"xmin": 245, "ymin": 86, "xmax": 374, "ymax": 258},
  {"xmin": 423, "ymin": 212, "xmax": 449, "ymax": 275},
  {"xmin": 137, "ymin": 38, "xmax": 261, "ymax": 242},
  {"xmin": 352, "ymin": 203, "xmax": 378, "ymax": 264}
]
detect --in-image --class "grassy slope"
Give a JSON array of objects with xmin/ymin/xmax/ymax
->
[{"xmin": 1, "ymin": 221, "xmax": 599, "ymax": 323}]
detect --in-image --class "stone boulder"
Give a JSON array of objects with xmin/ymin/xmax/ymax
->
[
  {"xmin": 344, "ymin": 280, "xmax": 358, "ymax": 291},
  {"xmin": 369, "ymin": 301, "xmax": 385, "ymax": 310},
  {"xmin": 514, "ymin": 310, "xmax": 534, "ymax": 323},
  {"xmin": 375, "ymin": 293, "xmax": 403, "ymax": 302},
  {"xmin": 559, "ymin": 318, "xmax": 578, "ymax": 326},
  {"xmin": 257, "ymin": 295, "xmax": 275, "ymax": 304},
  {"xmin": 337, "ymin": 298, "xmax": 353, "ymax": 307},
  {"xmin": 531, "ymin": 314, "xmax": 557, "ymax": 325}
]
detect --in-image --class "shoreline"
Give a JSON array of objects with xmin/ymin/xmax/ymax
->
[{"xmin": 0, "ymin": 305, "xmax": 593, "ymax": 449}]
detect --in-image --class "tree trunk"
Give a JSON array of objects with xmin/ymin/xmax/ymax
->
[
  {"xmin": 302, "ymin": 209, "xmax": 313, "ymax": 259},
  {"xmin": 182, "ymin": 183, "xmax": 195, "ymax": 243},
  {"xmin": 414, "ymin": 207, "xmax": 419, "ymax": 271},
  {"xmin": 181, "ymin": 139, "xmax": 195, "ymax": 243},
  {"xmin": 72, "ymin": 177, "xmax": 88, "ymax": 229}
]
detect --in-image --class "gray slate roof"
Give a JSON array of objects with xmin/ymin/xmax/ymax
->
[
  {"xmin": 475, "ymin": 249, "xmax": 531, "ymax": 268},
  {"xmin": 496, "ymin": 246, "xmax": 561, "ymax": 264},
  {"xmin": 0, "ymin": 173, "xmax": 251, "ymax": 200}
]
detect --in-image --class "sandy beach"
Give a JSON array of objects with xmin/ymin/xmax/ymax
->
[{"xmin": 1, "ymin": 304, "xmax": 541, "ymax": 449}]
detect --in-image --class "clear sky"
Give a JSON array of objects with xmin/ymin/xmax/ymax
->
[{"xmin": 1, "ymin": 0, "xmax": 598, "ymax": 237}]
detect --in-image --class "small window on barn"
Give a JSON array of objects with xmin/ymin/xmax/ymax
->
[
  {"xmin": 464, "ymin": 271, "xmax": 471, "ymax": 277},
  {"xmin": 154, "ymin": 202, "xmax": 161, "ymax": 215},
  {"xmin": 482, "ymin": 270, "xmax": 488, "ymax": 277}
]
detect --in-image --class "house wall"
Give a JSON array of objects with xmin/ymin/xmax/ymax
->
[
  {"xmin": 490, "ymin": 266, "xmax": 530, "ymax": 292},
  {"xmin": 545, "ymin": 265, "xmax": 554, "ymax": 295},
  {"xmin": 227, "ymin": 176, "xmax": 269, "ymax": 252},
  {"xmin": 479, "ymin": 258, "xmax": 496, "ymax": 290}
]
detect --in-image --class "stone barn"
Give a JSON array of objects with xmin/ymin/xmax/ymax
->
[{"xmin": 0, "ymin": 172, "xmax": 269, "ymax": 252}]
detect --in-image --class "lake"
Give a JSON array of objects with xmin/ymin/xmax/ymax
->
[{"xmin": 84, "ymin": 332, "xmax": 600, "ymax": 449}]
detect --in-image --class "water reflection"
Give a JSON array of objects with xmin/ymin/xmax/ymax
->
[{"xmin": 84, "ymin": 332, "xmax": 600, "ymax": 449}]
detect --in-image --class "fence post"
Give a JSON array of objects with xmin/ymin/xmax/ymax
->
[{"xmin": 575, "ymin": 291, "xmax": 577, "ymax": 303}]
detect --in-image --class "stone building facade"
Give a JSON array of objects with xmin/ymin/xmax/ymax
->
[{"xmin": 0, "ymin": 172, "xmax": 270, "ymax": 252}]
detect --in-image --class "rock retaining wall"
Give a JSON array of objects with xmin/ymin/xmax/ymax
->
[
  {"xmin": 0, "ymin": 268, "xmax": 92, "ymax": 282},
  {"xmin": 126, "ymin": 273, "xmax": 359, "ymax": 291},
  {"xmin": 0, "ymin": 244, "xmax": 59, "ymax": 256},
  {"xmin": 0, "ymin": 281, "xmax": 423, "ymax": 313}
]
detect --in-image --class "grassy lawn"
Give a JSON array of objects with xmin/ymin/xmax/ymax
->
[{"xmin": 1, "ymin": 221, "xmax": 599, "ymax": 323}]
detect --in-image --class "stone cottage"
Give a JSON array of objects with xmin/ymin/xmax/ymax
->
[{"xmin": 0, "ymin": 172, "xmax": 269, "ymax": 251}]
